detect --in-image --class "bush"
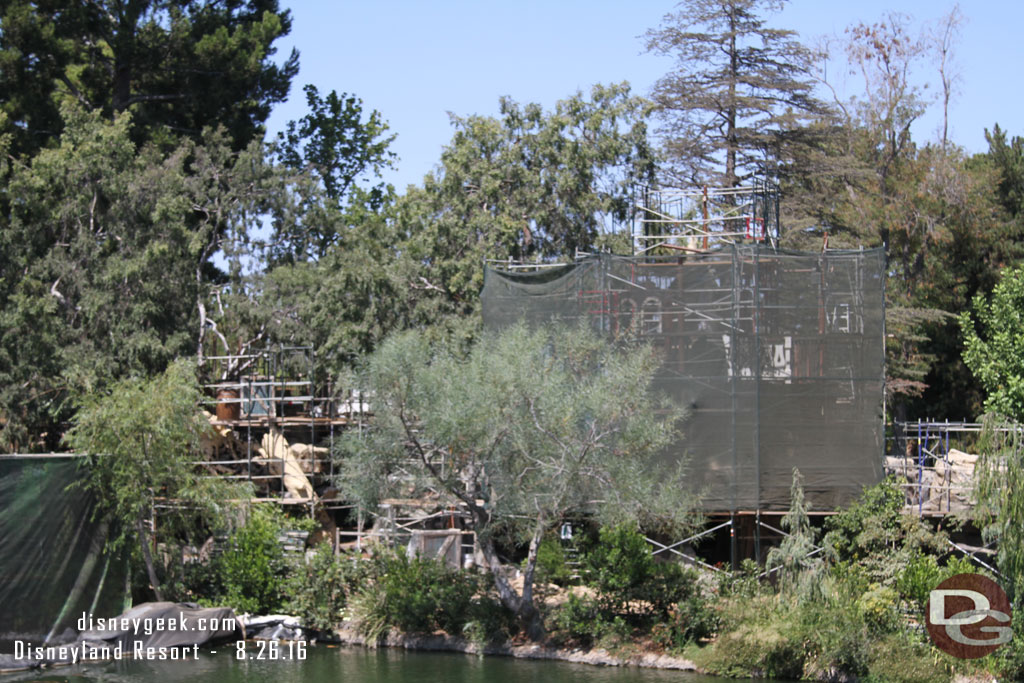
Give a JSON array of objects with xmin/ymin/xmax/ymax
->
[
  {"xmin": 215, "ymin": 505, "xmax": 297, "ymax": 614},
  {"xmin": 716, "ymin": 558, "xmax": 765, "ymax": 599},
  {"xmin": 531, "ymin": 534, "xmax": 574, "ymax": 587},
  {"xmin": 547, "ymin": 593, "xmax": 604, "ymax": 647},
  {"xmin": 692, "ymin": 616, "xmax": 805, "ymax": 680},
  {"xmin": 895, "ymin": 552, "xmax": 944, "ymax": 605},
  {"xmin": 652, "ymin": 592, "xmax": 720, "ymax": 651},
  {"xmin": 349, "ymin": 549, "xmax": 498, "ymax": 639},
  {"xmin": 581, "ymin": 522, "xmax": 692, "ymax": 620},
  {"xmin": 287, "ymin": 545, "xmax": 370, "ymax": 631},
  {"xmin": 864, "ymin": 633, "xmax": 951, "ymax": 683}
]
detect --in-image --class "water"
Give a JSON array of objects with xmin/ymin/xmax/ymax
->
[{"xmin": 0, "ymin": 644, "xmax": 736, "ymax": 682}]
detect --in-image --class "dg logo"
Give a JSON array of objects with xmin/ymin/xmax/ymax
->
[{"xmin": 926, "ymin": 573, "xmax": 1013, "ymax": 658}]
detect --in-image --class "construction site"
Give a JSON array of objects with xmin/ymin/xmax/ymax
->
[
  {"xmin": 174, "ymin": 183, "xmax": 996, "ymax": 573},
  {"xmin": 0, "ymin": 182, "xmax": 1002, "ymax": 587}
]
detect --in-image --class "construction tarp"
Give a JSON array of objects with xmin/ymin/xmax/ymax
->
[{"xmin": 481, "ymin": 245, "xmax": 886, "ymax": 511}]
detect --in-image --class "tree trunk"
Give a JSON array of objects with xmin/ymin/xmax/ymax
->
[
  {"xmin": 517, "ymin": 516, "xmax": 548, "ymax": 640},
  {"xmin": 136, "ymin": 517, "xmax": 164, "ymax": 602}
]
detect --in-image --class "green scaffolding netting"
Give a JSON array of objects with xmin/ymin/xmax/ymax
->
[
  {"xmin": 481, "ymin": 244, "xmax": 886, "ymax": 512},
  {"xmin": 0, "ymin": 458, "xmax": 128, "ymax": 643}
]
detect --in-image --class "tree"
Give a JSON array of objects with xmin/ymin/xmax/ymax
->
[
  {"xmin": 973, "ymin": 418, "xmax": 1024, "ymax": 606},
  {"xmin": 960, "ymin": 266, "xmax": 1024, "ymax": 421},
  {"xmin": 0, "ymin": 104, "xmax": 272, "ymax": 450},
  {"xmin": 645, "ymin": 0, "xmax": 821, "ymax": 187},
  {"xmin": 766, "ymin": 468, "xmax": 821, "ymax": 598},
  {"xmin": 335, "ymin": 323, "xmax": 697, "ymax": 636},
  {"xmin": 984, "ymin": 124, "xmax": 1024, "ymax": 220},
  {"xmin": 399, "ymin": 83, "xmax": 653, "ymax": 314},
  {"xmin": 67, "ymin": 359, "xmax": 247, "ymax": 601},
  {"xmin": 260, "ymin": 84, "xmax": 653, "ymax": 372},
  {"xmin": 269, "ymin": 85, "xmax": 397, "ymax": 264},
  {"xmin": 0, "ymin": 0, "xmax": 297, "ymax": 156}
]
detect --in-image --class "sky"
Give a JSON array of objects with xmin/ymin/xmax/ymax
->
[{"xmin": 264, "ymin": 1, "xmax": 1024, "ymax": 194}]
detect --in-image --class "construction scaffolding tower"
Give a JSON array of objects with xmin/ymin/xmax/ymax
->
[
  {"xmin": 481, "ymin": 243, "xmax": 886, "ymax": 513},
  {"xmin": 633, "ymin": 181, "xmax": 780, "ymax": 254}
]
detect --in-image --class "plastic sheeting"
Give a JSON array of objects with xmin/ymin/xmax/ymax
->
[
  {"xmin": 481, "ymin": 245, "xmax": 886, "ymax": 511},
  {"xmin": 0, "ymin": 458, "xmax": 128, "ymax": 643}
]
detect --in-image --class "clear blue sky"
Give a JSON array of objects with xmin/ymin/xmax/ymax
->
[{"xmin": 265, "ymin": 1, "xmax": 1023, "ymax": 194}]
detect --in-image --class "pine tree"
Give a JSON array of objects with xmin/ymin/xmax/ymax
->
[{"xmin": 645, "ymin": 0, "xmax": 822, "ymax": 187}]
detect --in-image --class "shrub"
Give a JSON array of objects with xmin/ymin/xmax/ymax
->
[
  {"xmin": 349, "ymin": 549, "xmax": 488, "ymax": 638},
  {"xmin": 547, "ymin": 593, "xmax": 604, "ymax": 647},
  {"xmin": 287, "ymin": 545, "xmax": 370, "ymax": 632},
  {"xmin": 581, "ymin": 522, "xmax": 692, "ymax": 620},
  {"xmin": 692, "ymin": 617, "xmax": 805, "ymax": 680},
  {"xmin": 215, "ymin": 505, "xmax": 296, "ymax": 614},
  {"xmin": 895, "ymin": 552, "xmax": 944, "ymax": 605},
  {"xmin": 531, "ymin": 534, "xmax": 574, "ymax": 587},
  {"xmin": 652, "ymin": 591, "xmax": 720, "ymax": 651},
  {"xmin": 716, "ymin": 558, "xmax": 765, "ymax": 599},
  {"xmin": 855, "ymin": 584, "xmax": 901, "ymax": 634},
  {"xmin": 864, "ymin": 633, "xmax": 951, "ymax": 683}
]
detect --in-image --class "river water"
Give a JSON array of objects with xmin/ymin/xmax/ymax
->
[{"xmin": 0, "ymin": 644, "xmax": 738, "ymax": 682}]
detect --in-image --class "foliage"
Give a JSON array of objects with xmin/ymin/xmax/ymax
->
[
  {"xmin": 581, "ymin": 522, "xmax": 694, "ymax": 620},
  {"xmin": 347, "ymin": 549, "xmax": 507, "ymax": 642},
  {"xmin": 213, "ymin": 504, "xmax": 301, "ymax": 615},
  {"xmin": 971, "ymin": 415, "xmax": 1024, "ymax": 604},
  {"xmin": 766, "ymin": 469, "xmax": 822, "ymax": 597},
  {"xmin": 0, "ymin": 0, "xmax": 297, "ymax": 156},
  {"xmin": 287, "ymin": 544, "xmax": 370, "ymax": 632},
  {"xmin": 67, "ymin": 358, "xmax": 248, "ymax": 598},
  {"xmin": 395, "ymin": 84, "xmax": 653, "ymax": 313},
  {"xmin": 0, "ymin": 105, "xmax": 272, "ymax": 450},
  {"xmin": 645, "ymin": 0, "xmax": 822, "ymax": 186},
  {"xmin": 547, "ymin": 594, "xmax": 620, "ymax": 648},
  {"xmin": 823, "ymin": 477, "xmax": 946, "ymax": 589},
  {"xmin": 336, "ymin": 323, "xmax": 697, "ymax": 635},
  {"xmin": 529, "ymin": 534, "xmax": 574, "ymax": 588},
  {"xmin": 270, "ymin": 84, "xmax": 397, "ymax": 263},
  {"xmin": 716, "ymin": 558, "xmax": 766, "ymax": 599},
  {"xmin": 960, "ymin": 267, "xmax": 1024, "ymax": 421}
]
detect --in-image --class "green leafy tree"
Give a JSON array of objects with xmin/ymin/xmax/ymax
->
[
  {"xmin": 399, "ymin": 83, "xmax": 653, "ymax": 311},
  {"xmin": 984, "ymin": 124, "xmax": 1024, "ymax": 219},
  {"xmin": 269, "ymin": 85, "xmax": 397, "ymax": 264},
  {"xmin": 0, "ymin": 105, "xmax": 271, "ymax": 449},
  {"xmin": 335, "ymin": 323, "xmax": 697, "ymax": 637},
  {"xmin": 960, "ymin": 266, "xmax": 1024, "ymax": 421},
  {"xmin": 67, "ymin": 359, "xmax": 247, "ymax": 601},
  {"xmin": 645, "ymin": 0, "xmax": 822, "ymax": 187},
  {"xmin": 766, "ymin": 469, "xmax": 822, "ymax": 598},
  {"xmin": 0, "ymin": 0, "xmax": 297, "ymax": 156},
  {"xmin": 256, "ymin": 85, "xmax": 652, "ymax": 372},
  {"xmin": 972, "ymin": 418, "xmax": 1024, "ymax": 606}
]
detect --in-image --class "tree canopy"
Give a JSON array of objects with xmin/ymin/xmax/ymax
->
[
  {"xmin": 646, "ymin": 0, "xmax": 821, "ymax": 186},
  {"xmin": 335, "ymin": 323, "xmax": 698, "ymax": 633},
  {"xmin": 0, "ymin": 0, "xmax": 297, "ymax": 156}
]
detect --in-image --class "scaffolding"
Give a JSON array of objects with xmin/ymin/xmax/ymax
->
[
  {"xmin": 199, "ymin": 346, "xmax": 365, "ymax": 500},
  {"xmin": 632, "ymin": 181, "xmax": 781, "ymax": 255},
  {"xmin": 884, "ymin": 420, "xmax": 1024, "ymax": 518},
  {"xmin": 481, "ymin": 243, "xmax": 886, "ymax": 513}
]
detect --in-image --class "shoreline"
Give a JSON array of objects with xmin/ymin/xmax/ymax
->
[{"xmin": 329, "ymin": 621, "xmax": 702, "ymax": 672}]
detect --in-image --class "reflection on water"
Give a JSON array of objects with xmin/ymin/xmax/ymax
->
[{"xmin": 0, "ymin": 643, "xmax": 738, "ymax": 683}]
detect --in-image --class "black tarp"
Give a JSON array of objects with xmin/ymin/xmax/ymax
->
[{"xmin": 481, "ymin": 245, "xmax": 886, "ymax": 511}]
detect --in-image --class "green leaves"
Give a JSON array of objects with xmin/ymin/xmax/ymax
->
[
  {"xmin": 961, "ymin": 266, "xmax": 1024, "ymax": 421},
  {"xmin": 0, "ymin": 0, "xmax": 298, "ymax": 156},
  {"xmin": 336, "ymin": 322, "xmax": 696, "ymax": 540}
]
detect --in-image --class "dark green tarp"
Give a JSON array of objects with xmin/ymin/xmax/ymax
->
[
  {"xmin": 0, "ymin": 458, "xmax": 128, "ymax": 643},
  {"xmin": 481, "ymin": 245, "xmax": 886, "ymax": 511}
]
